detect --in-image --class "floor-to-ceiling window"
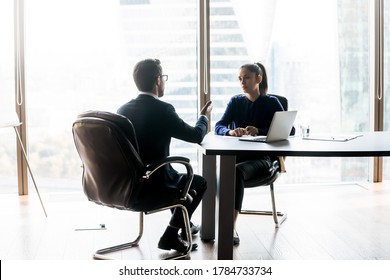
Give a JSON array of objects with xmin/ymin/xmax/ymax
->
[
  {"xmin": 0, "ymin": 0, "xmax": 18, "ymax": 193},
  {"xmin": 24, "ymin": 0, "xmax": 198, "ymax": 191},
  {"xmin": 210, "ymin": 0, "xmax": 371, "ymax": 184},
  {"xmin": 2, "ymin": 0, "xmax": 389, "ymax": 194}
]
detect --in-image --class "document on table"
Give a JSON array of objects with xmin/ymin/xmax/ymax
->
[{"xmin": 302, "ymin": 134, "xmax": 363, "ymax": 142}]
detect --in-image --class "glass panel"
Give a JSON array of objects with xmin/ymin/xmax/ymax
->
[
  {"xmin": 25, "ymin": 0, "xmax": 198, "ymax": 192},
  {"xmin": 383, "ymin": 0, "xmax": 390, "ymax": 180},
  {"xmin": 0, "ymin": 0, "xmax": 17, "ymax": 193},
  {"xmin": 210, "ymin": 0, "xmax": 370, "ymax": 184}
]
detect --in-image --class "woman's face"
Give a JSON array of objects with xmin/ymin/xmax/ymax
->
[{"xmin": 238, "ymin": 67, "xmax": 262, "ymax": 94}]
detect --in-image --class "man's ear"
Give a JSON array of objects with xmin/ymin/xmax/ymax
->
[{"xmin": 156, "ymin": 75, "xmax": 162, "ymax": 87}]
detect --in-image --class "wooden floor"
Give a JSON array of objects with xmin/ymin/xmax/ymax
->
[{"xmin": 1, "ymin": 181, "xmax": 390, "ymax": 260}]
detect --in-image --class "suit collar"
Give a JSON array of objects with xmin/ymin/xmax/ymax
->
[{"xmin": 138, "ymin": 92, "xmax": 159, "ymax": 99}]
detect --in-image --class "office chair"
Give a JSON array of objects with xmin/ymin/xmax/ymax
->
[
  {"xmin": 72, "ymin": 110, "xmax": 194, "ymax": 260},
  {"xmin": 239, "ymin": 94, "xmax": 289, "ymax": 228}
]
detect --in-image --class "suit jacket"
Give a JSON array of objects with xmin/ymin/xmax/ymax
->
[{"xmin": 117, "ymin": 94, "xmax": 208, "ymax": 189}]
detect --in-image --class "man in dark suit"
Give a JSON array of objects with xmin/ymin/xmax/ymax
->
[{"xmin": 117, "ymin": 58, "xmax": 212, "ymax": 253}]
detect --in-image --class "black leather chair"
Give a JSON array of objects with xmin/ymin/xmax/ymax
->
[
  {"xmin": 239, "ymin": 94, "xmax": 289, "ymax": 228},
  {"xmin": 72, "ymin": 110, "xmax": 194, "ymax": 260}
]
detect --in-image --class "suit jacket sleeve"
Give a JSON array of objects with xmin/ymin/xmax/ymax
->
[{"xmin": 165, "ymin": 103, "xmax": 208, "ymax": 144}]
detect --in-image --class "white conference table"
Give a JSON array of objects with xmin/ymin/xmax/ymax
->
[
  {"xmin": 0, "ymin": 113, "xmax": 47, "ymax": 217},
  {"xmin": 197, "ymin": 131, "xmax": 390, "ymax": 260}
]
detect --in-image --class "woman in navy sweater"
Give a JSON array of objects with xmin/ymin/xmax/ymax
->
[{"xmin": 215, "ymin": 62, "xmax": 294, "ymax": 245}]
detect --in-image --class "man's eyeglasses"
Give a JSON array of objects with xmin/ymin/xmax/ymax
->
[{"xmin": 161, "ymin": 75, "xmax": 168, "ymax": 81}]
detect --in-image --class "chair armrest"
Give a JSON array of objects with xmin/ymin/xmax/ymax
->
[
  {"xmin": 145, "ymin": 156, "xmax": 190, "ymax": 172},
  {"xmin": 143, "ymin": 156, "xmax": 194, "ymax": 200}
]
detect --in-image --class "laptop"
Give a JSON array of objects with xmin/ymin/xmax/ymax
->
[{"xmin": 238, "ymin": 111, "xmax": 297, "ymax": 143}]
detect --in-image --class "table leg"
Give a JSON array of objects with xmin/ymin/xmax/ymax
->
[
  {"xmin": 217, "ymin": 155, "xmax": 236, "ymax": 260},
  {"xmin": 201, "ymin": 154, "xmax": 216, "ymax": 240}
]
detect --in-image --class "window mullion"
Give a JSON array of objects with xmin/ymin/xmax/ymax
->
[
  {"xmin": 371, "ymin": 0, "xmax": 384, "ymax": 182},
  {"xmin": 14, "ymin": 0, "xmax": 28, "ymax": 194}
]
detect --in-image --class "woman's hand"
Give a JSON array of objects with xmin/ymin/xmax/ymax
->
[
  {"xmin": 228, "ymin": 127, "xmax": 247, "ymax": 137},
  {"xmin": 245, "ymin": 126, "xmax": 258, "ymax": 136}
]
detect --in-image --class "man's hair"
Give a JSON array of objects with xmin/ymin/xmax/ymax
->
[{"xmin": 133, "ymin": 59, "xmax": 163, "ymax": 92}]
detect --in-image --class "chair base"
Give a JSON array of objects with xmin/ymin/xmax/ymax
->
[
  {"xmin": 93, "ymin": 242, "xmax": 190, "ymax": 260},
  {"xmin": 92, "ymin": 206, "xmax": 192, "ymax": 260},
  {"xmin": 239, "ymin": 210, "xmax": 287, "ymax": 228},
  {"xmin": 93, "ymin": 240, "xmax": 140, "ymax": 260}
]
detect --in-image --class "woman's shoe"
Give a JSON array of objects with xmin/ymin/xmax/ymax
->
[
  {"xmin": 233, "ymin": 230, "xmax": 240, "ymax": 245},
  {"xmin": 190, "ymin": 222, "xmax": 201, "ymax": 235}
]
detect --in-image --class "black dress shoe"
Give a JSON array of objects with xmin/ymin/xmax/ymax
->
[
  {"xmin": 180, "ymin": 222, "xmax": 200, "ymax": 240},
  {"xmin": 158, "ymin": 235, "xmax": 198, "ymax": 252}
]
